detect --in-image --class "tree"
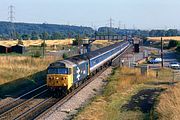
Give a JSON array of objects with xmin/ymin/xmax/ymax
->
[
  {"xmin": 73, "ymin": 35, "xmax": 83, "ymax": 46},
  {"xmin": 51, "ymin": 32, "xmax": 62, "ymax": 40},
  {"xmin": 21, "ymin": 34, "xmax": 30, "ymax": 40},
  {"xmin": 31, "ymin": 31, "xmax": 39, "ymax": 40},
  {"xmin": 166, "ymin": 29, "xmax": 178, "ymax": 36},
  {"xmin": 41, "ymin": 32, "xmax": 49, "ymax": 40},
  {"xmin": 62, "ymin": 53, "xmax": 68, "ymax": 59},
  {"xmin": 168, "ymin": 40, "xmax": 178, "ymax": 48},
  {"xmin": 176, "ymin": 46, "xmax": 180, "ymax": 52}
]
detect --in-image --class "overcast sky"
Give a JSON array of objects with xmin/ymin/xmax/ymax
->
[{"xmin": 0, "ymin": 0, "xmax": 180, "ymax": 29}]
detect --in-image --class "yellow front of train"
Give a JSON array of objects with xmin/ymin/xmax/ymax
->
[{"xmin": 46, "ymin": 61, "xmax": 74, "ymax": 91}]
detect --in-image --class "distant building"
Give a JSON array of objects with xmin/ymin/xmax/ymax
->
[
  {"xmin": 0, "ymin": 45, "xmax": 8, "ymax": 53},
  {"xmin": 11, "ymin": 44, "xmax": 25, "ymax": 54}
]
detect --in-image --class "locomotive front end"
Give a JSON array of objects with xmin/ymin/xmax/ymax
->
[{"xmin": 47, "ymin": 60, "xmax": 74, "ymax": 92}]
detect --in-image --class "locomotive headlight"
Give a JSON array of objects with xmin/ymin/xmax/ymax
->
[
  {"xmin": 63, "ymin": 77, "xmax": 67, "ymax": 80},
  {"xmin": 56, "ymin": 77, "xmax": 59, "ymax": 80}
]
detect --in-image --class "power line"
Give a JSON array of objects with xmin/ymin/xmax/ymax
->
[
  {"xmin": 107, "ymin": 18, "xmax": 114, "ymax": 40},
  {"xmin": 118, "ymin": 21, "xmax": 121, "ymax": 29},
  {"xmin": 8, "ymin": 5, "xmax": 15, "ymax": 22},
  {"xmin": 109, "ymin": 18, "xmax": 113, "ymax": 28},
  {"xmin": 8, "ymin": 5, "xmax": 16, "ymax": 40}
]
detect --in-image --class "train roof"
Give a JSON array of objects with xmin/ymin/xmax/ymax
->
[
  {"xmin": 84, "ymin": 41, "xmax": 127, "ymax": 59},
  {"xmin": 67, "ymin": 41, "xmax": 127, "ymax": 62},
  {"xmin": 49, "ymin": 41, "xmax": 128, "ymax": 68}
]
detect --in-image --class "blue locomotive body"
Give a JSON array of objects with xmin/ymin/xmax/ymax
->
[{"xmin": 47, "ymin": 41, "xmax": 130, "ymax": 91}]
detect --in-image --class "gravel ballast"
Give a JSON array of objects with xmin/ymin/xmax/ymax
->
[{"xmin": 39, "ymin": 67, "xmax": 112, "ymax": 120}]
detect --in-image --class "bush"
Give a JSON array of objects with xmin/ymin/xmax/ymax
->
[
  {"xmin": 62, "ymin": 53, "xmax": 68, "ymax": 59},
  {"xmin": 32, "ymin": 51, "xmax": 41, "ymax": 58},
  {"xmin": 73, "ymin": 39, "xmax": 78, "ymax": 45},
  {"xmin": 168, "ymin": 40, "xmax": 178, "ymax": 48},
  {"xmin": 176, "ymin": 46, "xmax": 180, "ymax": 52},
  {"xmin": 73, "ymin": 36, "xmax": 83, "ymax": 46}
]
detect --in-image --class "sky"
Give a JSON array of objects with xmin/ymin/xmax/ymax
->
[{"xmin": 0, "ymin": 0, "xmax": 180, "ymax": 30}]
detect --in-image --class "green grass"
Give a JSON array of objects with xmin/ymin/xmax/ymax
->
[
  {"xmin": 75, "ymin": 67, "xmax": 175, "ymax": 120},
  {"xmin": 75, "ymin": 67, "xmax": 158, "ymax": 120},
  {"xmin": 0, "ymin": 70, "xmax": 46, "ymax": 98}
]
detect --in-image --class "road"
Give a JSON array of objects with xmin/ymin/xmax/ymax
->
[{"xmin": 163, "ymin": 50, "xmax": 179, "ymax": 67}]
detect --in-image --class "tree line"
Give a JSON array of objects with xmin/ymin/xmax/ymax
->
[
  {"xmin": 0, "ymin": 21, "xmax": 94, "ymax": 40},
  {"xmin": 96, "ymin": 27, "xmax": 180, "ymax": 37},
  {"xmin": 0, "ymin": 21, "xmax": 180, "ymax": 40}
]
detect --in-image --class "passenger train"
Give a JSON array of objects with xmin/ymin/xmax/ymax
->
[{"xmin": 47, "ymin": 41, "xmax": 130, "ymax": 92}]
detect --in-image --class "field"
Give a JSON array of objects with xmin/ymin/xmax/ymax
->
[
  {"xmin": 0, "ymin": 56, "xmax": 58, "ymax": 85},
  {"xmin": 0, "ymin": 39, "xmax": 117, "ymax": 86},
  {"xmin": 148, "ymin": 36, "xmax": 180, "ymax": 41},
  {"xmin": 0, "ymin": 39, "xmax": 119, "ymax": 47},
  {"xmin": 0, "ymin": 39, "xmax": 74, "ymax": 47}
]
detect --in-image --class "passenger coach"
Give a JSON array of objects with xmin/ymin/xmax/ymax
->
[{"xmin": 47, "ymin": 41, "xmax": 130, "ymax": 92}]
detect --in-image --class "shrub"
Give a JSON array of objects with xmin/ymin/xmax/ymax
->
[
  {"xmin": 32, "ymin": 51, "xmax": 41, "ymax": 58},
  {"xmin": 168, "ymin": 40, "xmax": 178, "ymax": 48},
  {"xmin": 62, "ymin": 53, "xmax": 68, "ymax": 59},
  {"xmin": 176, "ymin": 46, "xmax": 180, "ymax": 52}
]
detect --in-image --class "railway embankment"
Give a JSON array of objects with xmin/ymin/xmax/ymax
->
[
  {"xmin": 75, "ymin": 67, "xmax": 177, "ymax": 120},
  {"xmin": 38, "ymin": 67, "xmax": 113, "ymax": 120}
]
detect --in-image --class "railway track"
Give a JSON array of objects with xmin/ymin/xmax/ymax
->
[
  {"xmin": 35, "ymin": 67, "xmax": 109, "ymax": 120},
  {"xmin": 0, "ymin": 89, "xmax": 50, "ymax": 120},
  {"xmin": 0, "ymin": 45, "xmax": 132, "ymax": 120},
  {"xmin": 0, "ymin": 85, "xmax": 47, "ymax": 117},
  {"xmin": 6, "ymin": 67, "xmax": 108, "ymax": 120}
]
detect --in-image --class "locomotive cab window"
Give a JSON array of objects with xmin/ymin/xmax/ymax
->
[{"xmin": 48, "ymin": 68, "xmax": 71, "ymax": 74}]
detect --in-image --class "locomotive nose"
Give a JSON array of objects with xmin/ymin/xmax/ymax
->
[{"xmin": 47, "ymin": 74, "xmax": 69, "ymax": 87}]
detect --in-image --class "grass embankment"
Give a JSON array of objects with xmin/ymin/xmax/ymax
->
[
  {"xmin": 75, "ymin": 67, "xmax": 175, "ymax": 120},
  {"xmin": 156, "ymin": 80, "xmax": 180, "ymax": 120},
  {"xmin": 0, "ymin": 56, "xmax": 58, "ymax": 97}
]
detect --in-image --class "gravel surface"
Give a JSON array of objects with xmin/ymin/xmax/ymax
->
[
  {"xmin": 39, "ymin": 47, "xmax": 144, "ymax": 120},
  {"xmin": 0, "ymin": 97, "xmax": 14, "ymax": 107},
  {"xmin": 38, "ymin": 67, "xmax": 112, "ymax": 120}
]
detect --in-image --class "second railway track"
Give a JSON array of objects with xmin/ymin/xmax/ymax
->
[
  {"xmin": 0, "ymin": 89, "xmax": 50, "ymax": 120},
  {"xmin": 0, "ymin": 44, "xmax": 132, "ymax": 120},
  {"xmin": 0, "ymin": 66, "xmax": 108, "ymax": 120}
]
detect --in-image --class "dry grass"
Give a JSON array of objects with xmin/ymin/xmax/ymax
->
[
  {"xmin": 0, "ymin": 56, "xmax": 58, "ymax": 85},
  {"xmin": 76, "ymin": 67, "xmax": 155, "ymax": 120},
  {"xmin": 0, "ymin": 39, "xmax": 73, "ymax": 47},
  {"xmin": 156, "ymin": 83, "xmax": 180, "ymax": 120},
  {"xmin": 148, "ymin": 36, "xmax": 180, "ymax": 41}
]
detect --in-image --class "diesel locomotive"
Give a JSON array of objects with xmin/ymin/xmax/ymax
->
[{"xmin": 47, "ymin": 41, "xmax": 130, "ymax": 92}]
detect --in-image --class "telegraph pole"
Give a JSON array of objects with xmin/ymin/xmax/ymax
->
[
  {"xmin": 8, "ymin": 5, "xmax": 15, "ymax": 40},
  {"xmin": 161, "ymin": 37, "xmax": 164, "ymax": 68}
]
